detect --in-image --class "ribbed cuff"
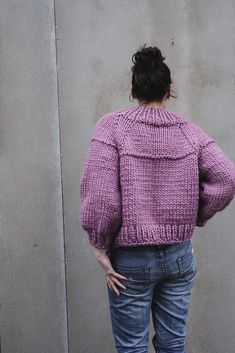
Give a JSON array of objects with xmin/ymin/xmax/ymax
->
[{"xmin": 88, "ymin": 230, "xmax": 113, "ymax": 249}]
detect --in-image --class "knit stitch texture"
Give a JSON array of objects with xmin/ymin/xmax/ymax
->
[{"xmin": 80, "ymin": 105, "xmax": 235, "ymax": 250}]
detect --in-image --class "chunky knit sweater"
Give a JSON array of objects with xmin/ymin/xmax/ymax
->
[{"xmin": 80, "ymin": 105, "xmax": 235, "ymax": 250}]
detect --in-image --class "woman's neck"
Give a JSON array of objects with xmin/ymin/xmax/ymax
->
[{"xmin": 138, "ymin": 100, "xmax": 167, "ymax": 109}]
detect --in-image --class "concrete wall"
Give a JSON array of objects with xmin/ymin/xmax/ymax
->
[
  {"xmin": 0, "ymin": 1, "xmax": 235, "ymax": 353},
  {"xmin": 0, "ymin": 1, "xmax": 68, "ymax": 353}
]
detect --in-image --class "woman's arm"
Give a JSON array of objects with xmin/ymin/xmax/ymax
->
[
  {"xmin": 80, "ymin": 111, "xmax": 122, "ymax": 249},
  {"xmin": 196, "ymin": 140, "xmax": 235, "ymax": 226}
]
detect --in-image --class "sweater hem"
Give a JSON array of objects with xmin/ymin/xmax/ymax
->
[
  {"xmin": 88, "ymin": 223, "xmax": 196, "ymax": 250},
  {"xmin": 110, "ymin": 224, "xmax": 195, "ymax": 250}
]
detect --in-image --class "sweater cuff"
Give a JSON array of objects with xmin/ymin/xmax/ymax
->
[{"xmin": 88, "ymin": 231, "xmax": 113, "ymax": 249}]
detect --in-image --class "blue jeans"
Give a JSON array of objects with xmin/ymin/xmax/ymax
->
[{"xmin": 106, "ymin": 240, "xmax": 197, "ymax": 353}]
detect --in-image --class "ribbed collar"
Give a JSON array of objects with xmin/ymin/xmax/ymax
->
[{"xmin": 118, "ymin": 105, "xmax": 187, "ymax": 126}]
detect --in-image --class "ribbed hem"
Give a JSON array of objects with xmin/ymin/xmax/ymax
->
[
  {"xmin": 87, "ymin": 223, "xmax": 195, "ymax": 250},
  {"xmin": 111, "ymin": 224, "xmax": 195, "ymax": 249},
  {"xmin": 88, "ymin": 230, "xmax": 113, "ymax": 249}
]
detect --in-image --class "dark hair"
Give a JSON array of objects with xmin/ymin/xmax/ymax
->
[{"xmin": 129, "ymin": 44, "xmax": 177, "ymax": 104}]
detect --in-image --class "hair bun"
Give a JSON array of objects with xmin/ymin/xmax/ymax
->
[
  {"xmin": 130, "ymin": 44, "xmax": 173, "ymax": 103},
  {"xmin": 132, "ymin": 45, "xmax": 165, "ymax": 70}
]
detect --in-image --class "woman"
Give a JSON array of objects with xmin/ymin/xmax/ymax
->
[{"xmin": 80, "ymin": 44, "xmax": 235, "ymax": 353}]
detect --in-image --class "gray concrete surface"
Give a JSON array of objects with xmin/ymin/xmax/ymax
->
[
  {"xmin": 0, "ymin": 1, "xmax": 235, "ymax": 353},
  {"xmin": 0, "ymin": 1, "xmax": 68, "ymax": 353}
]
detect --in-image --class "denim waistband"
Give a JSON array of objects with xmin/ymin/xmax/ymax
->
[{"xmin": 109, "ymin": 240, "xmax": 191, "ymax": 257}]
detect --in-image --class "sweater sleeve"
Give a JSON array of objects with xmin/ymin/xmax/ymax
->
[
  {"xmin": 196, "ymin": 138, "xmax": 235, "ymax": 226},
  {"xmin": 79, "ymin": 112, "xmax": 122, "ymax": 249}
]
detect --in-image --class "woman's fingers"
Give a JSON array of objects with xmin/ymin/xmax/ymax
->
[
  {"xmin": 107, "ymin": 280, "xmax": 112, "ymax": 290},
  {"xmin": 107, "ymin": 272, "xmax": 128, "ymax": 295},
  {"xmin": 105, "ymin": 269, "xmax": 128, "ymax": 282},
  {"xmin": 114, "ymin": 272, "xmax": 128, "ymax": 280},
  {"xmin": 109, "ymin": 280, "xmax": 120, "ymax": 296},
  {"xmin": 111, "ymin": 275, "xmax": 127, "ymax": 289},
  {"xmin": 107, "ymin": 277, "xmax": 120, "ymax": 295}
]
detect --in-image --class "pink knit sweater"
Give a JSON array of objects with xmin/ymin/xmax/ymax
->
[{"xmin": 80, "ymin": 105, "xmax": 235, "ymax": 250}]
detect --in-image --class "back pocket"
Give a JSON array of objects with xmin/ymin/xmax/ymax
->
[
  {"xmin": 177, "ymin": 250, "xmax": 197, "ymax": 281},
  {"xmin": 112, "ymin": 263, "xmax": 150, "ymax": 294}
]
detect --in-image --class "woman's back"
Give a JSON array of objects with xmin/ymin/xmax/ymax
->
[{"xmin": 80, "ymin": 104, "xmax": 235, "ymax": 250}]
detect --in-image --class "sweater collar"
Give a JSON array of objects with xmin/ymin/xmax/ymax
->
[{"xmin": 119, "ymin": 105, "xmax": 187, "ymax": 126}]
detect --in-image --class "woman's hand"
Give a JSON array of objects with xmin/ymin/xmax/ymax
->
[{"xmin": 93, "ymin": 247, "xmax": 128, "ymax": 296}]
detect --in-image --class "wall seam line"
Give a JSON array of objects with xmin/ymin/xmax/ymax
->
[{"xmin": 52, "ymin": 1, "xmax": 70, "ymax": 352}]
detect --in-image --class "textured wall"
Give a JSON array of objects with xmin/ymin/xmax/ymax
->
[
  {"xmin": 0, "ymin": 1, "xmax": 235, "ymax": 353},
  {"xmin": 0, "ymin": 1, "xmax": 68, "ymax": 353}
]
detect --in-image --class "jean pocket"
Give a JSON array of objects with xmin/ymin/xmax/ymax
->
[
  {"xmin": 112, "ymin": 263, "xmax": 150, "ymax": 294},
  {"xmin": 177, "ymin": 250, "xmax": 197, "ymax": 281}
]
